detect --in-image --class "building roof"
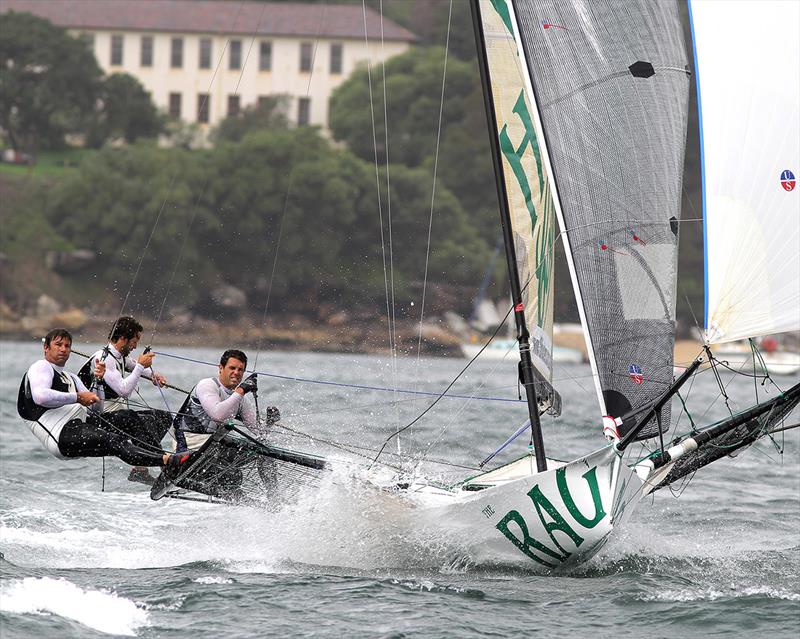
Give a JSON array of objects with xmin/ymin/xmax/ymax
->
[{"xmin": 1, "ymin": 0, "xmax": 416, "ymax": 41}]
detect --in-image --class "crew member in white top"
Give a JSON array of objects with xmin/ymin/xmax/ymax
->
[
  {"xmin": 18, "ymin": 328, "xmax": 194, "ymax": 473},
  {"xmin": 173, "ymin": 349, "xmax": 268, "ymax": 451},
  {"xmin": 78, "ymin": 316, "xmax": 173, "ymax": 484}
]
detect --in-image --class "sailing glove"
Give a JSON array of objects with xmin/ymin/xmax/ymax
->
[
  {"xmin": 238, "ymin": 373, "xmax": 258, "ymax": 395},
  {"xmin": 265, "ymin": 406, "xmax": 281, "ymax": 425}
]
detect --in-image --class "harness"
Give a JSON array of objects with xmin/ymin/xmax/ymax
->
[
  {"xmin": 174, "ymin": 378, "xmax": 245, "ymax": 435},
  {"xmin": 78, "ymin": 349, "xmax": 128, "ymax": 411},
  {"xmin": 18, "ymin": 365, "xmax": 84, "ymax": 459}
]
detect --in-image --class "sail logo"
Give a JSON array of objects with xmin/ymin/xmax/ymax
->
[
  {"xmin": 495, "ymin": 466, "xmax": 607, "ymax": 568},
  {"xmin": 628, "ymin": 364, "xmax": 644, "ymax": 384},
  {"xmin": 780, "ymin": 169, "xmax": 796, "ymax": 192}
]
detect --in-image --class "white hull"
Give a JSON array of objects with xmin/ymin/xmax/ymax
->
[{"xmin": 376, "ymin": 445, "xmax": 644, "ymax": 571}]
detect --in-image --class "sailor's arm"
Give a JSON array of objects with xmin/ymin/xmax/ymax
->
[
  {"xmin": 71, "ymin": 374, "xmax": 99, "ymax": 407},
  {"xmin": 241, "ymin": 395, "xmax": 258, "ymax": 429},
  {"xmin": 103, "ymin": 358, "xmax": 146, "ymax": 398},
  {"xmin": 126, "ymin": 353, "xmax": 166, "ymax": 386},
  {"xmin": 28, "ymin": 361, "xmax": 76, "ymax": 407},
  {"xmin": 196, "ymin": 378, "xmax": 242, "ymax": 422}
]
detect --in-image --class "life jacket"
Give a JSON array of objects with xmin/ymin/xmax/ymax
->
[
  {"xmin": 78, "ymin": 349, "xmax": 128, "ymax": 412},
  {"xmin": 18, "ymin": 365, "xmax": 85, "ymax": 459},
  {"xmin": 174, "ymin": 378, "xmax": 245, "ymax": 435}
]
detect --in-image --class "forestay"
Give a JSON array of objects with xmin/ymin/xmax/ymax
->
[
  {"xmin": 691, "ymin": 0, "xmax": 800, "ymax": 345},
  {"xmin": 511, "ymin": 0, "xmax": 690, "ymax": 438}
]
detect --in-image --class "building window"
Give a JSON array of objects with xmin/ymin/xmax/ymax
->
[
  {"xmin": 199, "ymin": 38, "xmax": 212, "ymax": 69},
  {"xmin": 229, "ymin": 40, "xmax": 241, "ymax": 70},
  {"xmin": 171, "ymin": 37, "xmax": 183, "ymax": 68},
  {"xmin": 169, "ymin": 93, "xmax": 182, "ymax": 119},
  {"xmin": 197, "ymin": 93, "xmax": 210, "ymax": 123},
  {"xmin": 330, "ymin": 43, "xmax": 342, "ymax": 74},
  {"xmin": 228, "ymin": 95, "xmax": 240, "ymax": 117},
  {"xmin": 258, "ymin": 96, "xmax": 272, "ymax": 109},
  {"xmin": 300, "ymin": 42, "xmax": 313, "ymax": 72},
  {"xmin": 140, "ymin": 35, "xmax": 153, "ymax": 67},
  {"xmin": 297, "ymin": 97, "xmax": 310, "ymax": 126},
  {"xmin": 110, "ymin": 34, "xmax": 123, "ymax": 66},
  {"xmin": 259, "ymin": 41, "xmax": 272, "ymax": 71}
]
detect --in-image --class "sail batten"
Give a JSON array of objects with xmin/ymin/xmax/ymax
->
[{"xmin": 510, "ymin": 0, "xmax": 690, "ymax": 438}]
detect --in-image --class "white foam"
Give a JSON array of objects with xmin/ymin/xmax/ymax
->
[
  {"xmin": 0, "ymin": 577, "xmax": 149, "ymax": 636},
  {"xmin": 193, "ymin": 576, "xmax": 233, "ymax": 585},
  {"xmin": 638, "ymin": 585, "xmax": 800, "ymax": 602}
]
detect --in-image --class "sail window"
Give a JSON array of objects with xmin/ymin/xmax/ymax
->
[
  {"xmin": 199, "ymin": 38, "xmax": 212, "ymax": 69},
  {"xmin": 140, "ymin": 35, "xmax": 153, "ymax": 67},
  {"xmin": 171, "ymin": 37, "xmax": 183, "ymax": 69},
  {"xmin": 110, "ymin": 34, "xmax": 123, "ymax": 66}
]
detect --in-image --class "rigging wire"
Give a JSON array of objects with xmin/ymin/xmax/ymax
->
[
  {"xmin": 370, "ymin": 298, "xmax": 515, "ymax": 466},
  {"xmin": 251, "ymin": 2, "xmax": 328, "ymax": 373},
  {"xmin": 108, "ymin": 1, "xmax": 249, "ymax": 331},
  {"xmin": 414, "ymin": 0, "xmax": 454, "ymax": 370},
  {"xmin": 361, "ymin": 0, "xmax": 397, "ymax": 389},
  {"xmin": 375, "ymin": 0, "xmax": 401, "ymax": 453}
]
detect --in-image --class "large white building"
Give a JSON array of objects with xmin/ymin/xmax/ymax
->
[{"xmin": 3, "ymin": 0, "xmax": 414, "ymax": 130}]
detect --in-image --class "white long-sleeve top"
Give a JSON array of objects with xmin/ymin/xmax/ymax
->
[
  {"xmin": 27, "ymin": 359, "xmax": 88, "ymax": 408},
  {"xmin": 90, "ymin": 343, "xmax": 152, "ymax": 399},
  {"xmin": 195, "ymin": 377, "xmax": 257, "ymax": 427}
]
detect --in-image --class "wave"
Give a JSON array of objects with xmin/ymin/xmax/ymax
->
[{"xmin": 0, "ymin": 577, "xmax": 148, "ymax": 636}]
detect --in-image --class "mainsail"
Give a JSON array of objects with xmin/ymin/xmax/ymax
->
[
  {"xmin": 474, "ymin": 0, "xmax": 557, "ymax": 394},
  {"xmin": 508, "ymin": 0, "xmax": 691, "ymax": 438},
  {"xmin": 690, "ymin": 0, "xmax": 800, "ymax": 345}
]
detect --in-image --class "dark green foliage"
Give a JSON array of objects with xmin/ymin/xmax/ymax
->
[
  {"xmin": 87, "ymin": 74, "xmax": 164, "ymax": 147},
  {"xmin": 39, "ymin": 128, "xmax": 490, "ymax": 317},
  {"xmin": 0, "ymin": 11, "xmax": 103, "ymax": 155},
  {"xmin": 210, "ymin": 95, "xmax": 290, "ymax": 144},
  {"xmin": 329, "ymin": 47, "xmax": 476, "ymax": 168}
]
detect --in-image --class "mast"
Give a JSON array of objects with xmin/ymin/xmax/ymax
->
[{"xmin": 471, "ymin": 0, "xmax": 547, "ymax": 472}]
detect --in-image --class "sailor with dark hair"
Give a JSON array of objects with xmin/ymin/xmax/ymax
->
[
  {"xmin": 78, "ymin": 316, "xmax": 173, "ymax": 485},
  {"xmin": 173, "ymin": 349, "xmax": 267, "ymax": 451},
  {"xmin": 18, "ymin": 328, "xmax": 194, "ymax": 473}
]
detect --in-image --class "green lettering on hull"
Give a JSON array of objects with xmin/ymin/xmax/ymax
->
[{"xmin": 494, "ymin": 465, "xmax": 609, "ymax": 566}]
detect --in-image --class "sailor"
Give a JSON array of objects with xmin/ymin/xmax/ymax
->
[
  {"xmin": 78, "ymin": 316, "xmax": 173, "ymax": 485},
  {"xmin": 18, "ymin": 328, "xmax": 194, "ymax": 473},
  {"xmin": 173, "ymin": 349, "xmax": 268, "ymax": 451}
]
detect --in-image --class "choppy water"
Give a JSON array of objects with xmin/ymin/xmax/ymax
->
[{"xmin": 1, "ymin": 340, "xmax": 798, "ymax": 638}]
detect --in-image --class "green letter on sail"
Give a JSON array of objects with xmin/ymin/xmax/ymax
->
[
  {"xmin": 498, "ymin": 91, "xmax": 545, "ymax": 229},
  {"xmin": 489, "ymin": 0, "xmax": 515, "ymax": 37}
]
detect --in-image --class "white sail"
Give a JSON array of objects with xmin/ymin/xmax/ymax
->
[
  {"xmin": 476, "ymin": 0, "xmax": 556, "ymax": 381},
  {"xmin": 691, "ymin": 0, "xmax": 800, "ymax": 345}
]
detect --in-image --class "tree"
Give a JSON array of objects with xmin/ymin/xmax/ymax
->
[
  {"xmin": 87, "ymin": 73, "xmax": 163, "ymax": 147},
  {"xmin": 329, "ymin": 46, "xmax": 476, "ymax": 169},
  {"xmin": 209, "ymin": 95, "xmax": 290, "ymax": 144},
  {"xmin": 0, "ymin": 11, "xmax": 102, "ymax": 158}
]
